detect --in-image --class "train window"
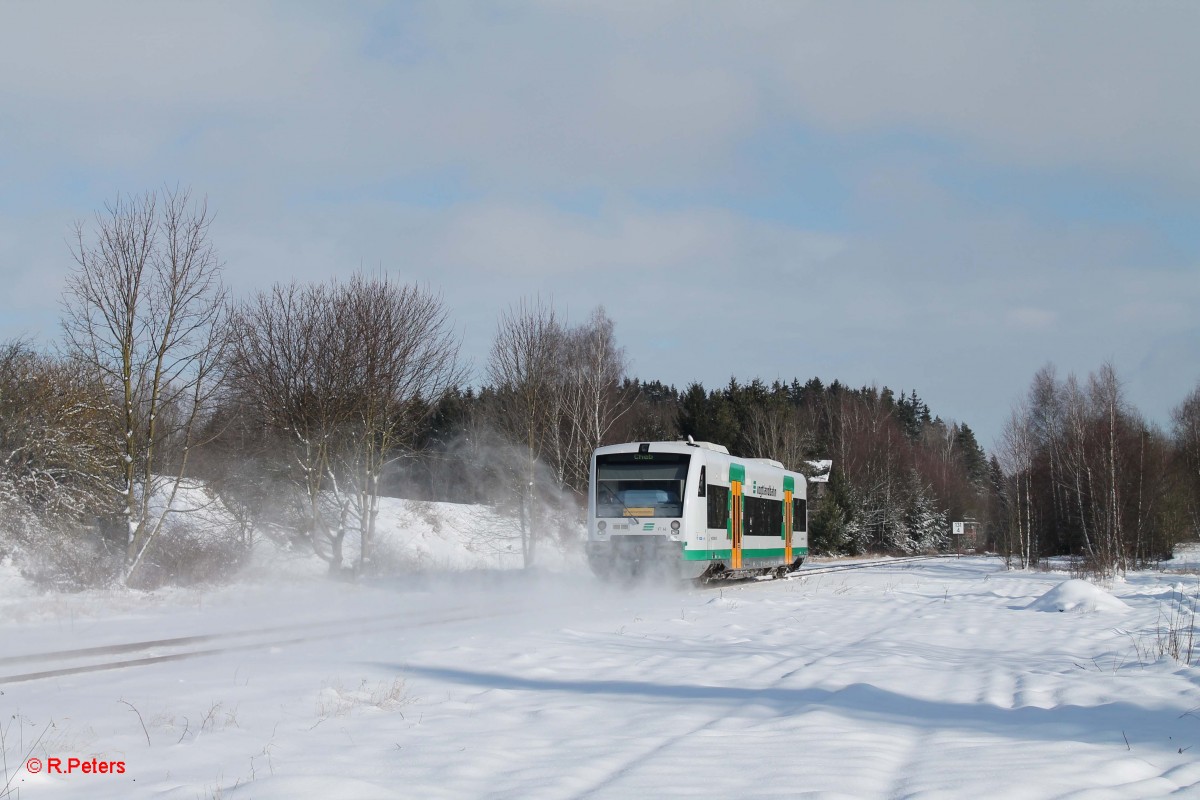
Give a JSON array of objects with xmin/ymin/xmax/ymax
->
[
  {"xmin": 597, "ymin": 482, "xmax": 683, "ymax": 517},
  {"xmin": 595, "ymin": 453, "xmax": 690, "ymax": 518},
  {"xmin": 744, "ymin": 495, "xmax": 783, "ymax": 537},
  {"xmin": 697, "ymin": 466, "xmax": 706, "ymax": 497},
  {"xmin": 707, "ymin": 485, "xmax": 729, "ymax": 529},
  {"xmin": 793, "ymin": 498, "xmax": 807, "ymax": 532}
]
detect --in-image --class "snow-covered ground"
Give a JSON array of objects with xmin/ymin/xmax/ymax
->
[{"xmin": 3, "ymin": 525, "xmax": 1200, "ymax": 798}]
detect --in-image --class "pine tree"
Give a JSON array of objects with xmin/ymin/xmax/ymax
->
[
  {"xmin": 954, "ymin": 423, "xmax": 988, "ymax": 488},
  {"xmin": 906, "ymin": 469, "xmax": 949, "ymax": 552},
  {"xmin": 895, "ymin": 390, "xmax": 927, "ymax": 441},
  {"xmin": 809, "ymin": 466, "xmax": 851, "ymax": 554},
  {"xmin": 676, "ymin": 382, "xmax": 709, "ymax": 441}
]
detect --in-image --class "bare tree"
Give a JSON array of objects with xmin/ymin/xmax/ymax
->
[
  {"xmin": 0, "ymin": 340, "xmax": 114, "ymax": 519},
  {"xmin": 559, "ymin": 306, "xmax": 634, "ymax": 491},
  {"xmin": 1089, "ymin": 363, "xmax": 1128, "ymax": 573},
  {"xmin": 834, "ymin": 388, "xmax": 909, "ymax": 553},
  {"xmin": 340, "ymin": 276, "xmax": 463, "ymax": 571},
  {"xmin": 1000, "ymin": 362, "xmax": 1187, "ymax": 575},
  {"xmin": 744, "ymin": 399, "xmax": 812, "ymax": 471},
  {"xmin": 61, "ymin": 188, "xmax": 227, "ymax": 585},
  {"xmin": 229, "ymin": 276, "xmax": 461, "ymax": 574},
  {"xmin": 1174, "ymin": 383, "xmax": 1200, "ymax": 537},
  {"xmin": 228, "ymin": 281, "xmax": 348, "ymax": 567},
  {"xmin": 486, "ymin": 297, "xmax": 565, "ymax": 567},
  {"xmin": 999, "ymin": 402, "xmax": 1036, "ymax": 568}
]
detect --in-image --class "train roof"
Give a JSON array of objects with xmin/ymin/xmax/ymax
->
[
  {"xmin": 594, "ymin": 441, "xmax": 803, "ymax": 476},
  {"xmin": 750, "ymin": 457, "xmax": 786, "ymax": 469}
]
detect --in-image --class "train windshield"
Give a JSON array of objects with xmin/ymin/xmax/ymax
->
[{"xmin": 594, "ymin": 452, "xmax": 690, "ymax": 518}]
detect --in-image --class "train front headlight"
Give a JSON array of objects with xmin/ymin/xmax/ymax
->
[
  {"xmin": 670, "ymin": 521, "xmax": 680, "ymax": 531},
  {"xmin": 596, "ymin": 520, "xmax": 607, "ymax": 536}
]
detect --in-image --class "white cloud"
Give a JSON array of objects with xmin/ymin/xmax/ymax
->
[
  {"xmin": 3, "ymin": 2, "xmax": 1196, "ymax": 195},
  {"xmin": 426, "ymin": 203, "xmax": 844, "ymax": 279},
  {"xmin": 692, "ymin": 3, "xmax": 1200, "ymax": 182},
  {"xmin": 1005, "ymin": 307, "xmax": 1057, "ymax": 331},
  {"xmin": 0, "ymin": 1, "xmax": 1196, "ymax": 446}
]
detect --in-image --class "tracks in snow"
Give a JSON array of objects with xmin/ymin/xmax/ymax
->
[
  {"xmin": 788, "ymin": 554, "xmax": 965, "ymax": 580},
  {"xmin": 3, "ymin": 556, "xmax": 971, "ymax": 686},
  {"xmin": 0, "ymin": 606, "xmax": 509, "ymax": 686},
  {"xmin": 699, "ymin": 553, "xmax": 965, "ymax": 589},
  {"xmin": 568, "ymin": 556, "xmax": 959, "ymax": 796}
]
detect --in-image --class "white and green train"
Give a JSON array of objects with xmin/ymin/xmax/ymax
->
[{"xmin": 586, "ymin": 439, "xmax": 808, "ymax": 580}]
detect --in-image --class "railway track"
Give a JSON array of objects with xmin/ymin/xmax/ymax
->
[
  {"xmin": 697, "ymin": 553, "xmax": 967, "ymax": 587},
  {"xmin": 788, "ymin": 553, "xmax": 964, "ymax": 579},
  {"xmin": 0, "ymin": 605, "xmax": 508, "ymax": 686},
  {"xmin": 3, "ymin": 555, "xmax": 972, "ymax": 685}
]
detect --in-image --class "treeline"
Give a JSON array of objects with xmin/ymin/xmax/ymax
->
[
  {"xmin": 998, "ymin": 364, "xmax": 1200, "ymax": 575},
  {"xmin": 0, "ymin": 188, "xmax": 1196, "ymax": 588},
  {"xmin": 403, "ymin": 378, "xmax": 994, "ymax": 560}
]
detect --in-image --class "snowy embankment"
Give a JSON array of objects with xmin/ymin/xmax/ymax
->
[
  {"xmin": 139, "ymin": 478, "xmax": 584, "ymax": 575},
  {"xmin": 3, "ymin": 527, "xmax": 1200, "ymax": 798}
]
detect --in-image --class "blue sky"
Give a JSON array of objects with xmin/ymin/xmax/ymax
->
[{"xmin": 1, "ymin": 2, "xmax": 1197, "ymax": 448}]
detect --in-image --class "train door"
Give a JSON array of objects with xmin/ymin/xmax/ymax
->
[
  {"xmin": 783, "ymin": 475, "xmax": 795, "ymax": 564},
  {"xmin": 730, "ymin": 463, "xmax": 744, "ymax": 569}
]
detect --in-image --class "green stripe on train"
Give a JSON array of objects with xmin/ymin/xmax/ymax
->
[{"xmin": 683, "ymin": 547, "xmax": 809, "ymax": 561}]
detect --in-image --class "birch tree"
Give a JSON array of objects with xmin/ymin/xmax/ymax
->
[
  {"xmin": 744, "ymin": 398, "xmax": 812, "ymax": 472},
  {"xmin": 560, "ymin": 307, "xmax": 633, "ymax": 490},
  {"xmin": 999, "ymin": 402, "xmax": 1036, "ymax": 568},
  {"xmin": 486, "ymin": 297, "xmax": 564, "ymax": 567},
  {"xmin": 61, "ymin": 188, "xmax": 227, "ymax": 585},
  {"xmin": 1000, "ymin": 362, "xmax": 1185, "ymax": 574}
]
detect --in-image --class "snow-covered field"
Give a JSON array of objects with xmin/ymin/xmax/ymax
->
[{"xmin": 3, "ymin": 522, "xmax": 1200, "ymax": 798}]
